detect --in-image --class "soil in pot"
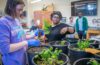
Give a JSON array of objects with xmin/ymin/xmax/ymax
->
[
  {"xmin": 27, "ymin": 46, "xmax": 49, "ymax": 65},
  {"xmin": 73, "ymin": 58, "xmax": 100, "ymax": 65},
  {"xmin": 68, "ymin": 40, "xmax": 94, "ymax": 65},
  {"xmin": 49, "ymin": 40, "xmax": 69, "ymax": 55},
  {"xmin": 32, "ymin": 47, "xmax": 69, "ymax": 65}
]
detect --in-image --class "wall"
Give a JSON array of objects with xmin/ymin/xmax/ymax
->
[
  {"xmin": 28, "ymin": 0, "xmax": 100, "ymax": 27},
  {"xmin": 0, "ymin": 0, "xmax": 6, "ymax": 16},
  {"xmin": 0, "ymin": 0, "xmax": 29, "ymax": 27},
  {"xmin": 0, "ymin": 0, "xmax": 27, "ymax": 15},
  {"xmin": 0, "ymin": 0, "xmax": 100, "ymax": 27}
]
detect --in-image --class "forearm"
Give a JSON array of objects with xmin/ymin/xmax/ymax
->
[
  {"xmin": 9, "ymin": 41, "xmax": 28, "ymax": 53},
  {"xmin": 67, "ymin": 27, "xmax": 75, "ymax": 34},
  {"xmin": 26, "ymin": 34, "xmax": 34, "ymax": 40}
]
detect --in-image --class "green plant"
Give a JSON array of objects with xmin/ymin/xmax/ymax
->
[
  {"xmin": 77, "ymin": 40, "xmax": 90, "ymax": 51},
  {"xmin": 34, "ymin": 47, "xmax": 64, "ymax": 65},
  {"xmin": 60, "ymin": 41, "xmax": 66, "ymax": 46},
  {"xmin": 43, "ymin": 19, "xmax": 52, "ymax": 34},
  {"xmin": 87, "ymin": 59, "xmax": 100, "ymax": 65}
]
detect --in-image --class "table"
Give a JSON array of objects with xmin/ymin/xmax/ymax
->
[{"xmin": 87, "ymin": 29, "xmax": 100, "ymax": 39}]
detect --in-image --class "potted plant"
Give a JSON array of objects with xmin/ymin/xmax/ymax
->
[
  {"xmin": 63, "ymin": 38, "xmax": 78, "ymax": 44},
  {"xmin": 43, "ymin": 19, "xmax": 52, "ymax": 34},
  {"xmin": 90, "ymin": 40, "xmax": 100, "ymax": 49},
  {"xmin": 0, "ymin": 54, "xmax": 2, "ymax": 65},
  {"xmin": 68, "ymin": 40, "xmax": 93, "ymax": 65},
  {"xmin": 73, "ymin": 58, "xmax": 100, "ymax": 65},
  {"xmin": 32, "ymin": 47, "xmax": 69, "ymax": 65},
  {"xmin": 27, "ymin": 46, "xmax": 49, "ymax": 65},
  {"xmin": 94, "ymin": 52, "xmax": 100, "ymax": 59},
  {"xmin": 49, "ymin": 40, "xmax": 69, "ymax": 55}
]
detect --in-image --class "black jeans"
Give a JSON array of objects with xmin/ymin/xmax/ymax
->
[{"xmin": 78, "ymin": 31, "xmax": 86, "ymax": 39}]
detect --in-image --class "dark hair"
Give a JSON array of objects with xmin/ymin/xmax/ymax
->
[
  {"xmin": 51, "ymin": 11, "xmax": 62, "ymax": 20},
  {"xmin": 5, "ymin": 0, "xmax": 25, "ymax": 16}
]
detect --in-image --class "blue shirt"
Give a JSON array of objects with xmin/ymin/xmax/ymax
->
[
  {"xmin": 78, "ymin": 17, "xmax": 83, "ymax": 31},
  {"xmin": 0, "ymin": 16, "xmax": 26, "ymax": 65}
]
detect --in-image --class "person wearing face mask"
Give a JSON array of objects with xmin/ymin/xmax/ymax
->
[
  {"xmin": 0, "ymin": 0, "xmax": 40, "ymax": 65},
  {"xmin": 75, "ymin": 12, "xmax": 88, "ymax": 39},
  {"xmin": 45, "ymin": 11, "xmax": 75, "ymax": 42}
]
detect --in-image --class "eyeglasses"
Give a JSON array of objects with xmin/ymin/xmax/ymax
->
[{"xmin": 52, "ymin": 16, "xmax": 60, "ymax": 19}]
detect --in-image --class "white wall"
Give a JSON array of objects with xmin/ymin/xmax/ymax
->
[
  {"xmin": 0, "ymin": 0, "xmax": 100, "ymax": 27},
  {"xmin": 0, "ymin": 0, "xmax": 6, "ymax": 16},
  {"xmin": 27, "ymin": 0, "xmax": 100, "ymax": 27}
]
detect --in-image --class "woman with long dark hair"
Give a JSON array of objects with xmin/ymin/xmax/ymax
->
[{"xmin": 0, "ymin": 0, "xmax": 40, "ymax": 65}]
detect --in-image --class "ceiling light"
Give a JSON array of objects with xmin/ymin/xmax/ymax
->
[{"xmin": 31, "ymin": 0, "xmax": 42, "ymax": 4}]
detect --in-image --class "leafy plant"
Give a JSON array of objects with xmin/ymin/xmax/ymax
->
[
  {"xmin": 77, "ymin": 40, "xmax": 90, "ymax": 51},
  {"xmin": 34, "ymin": 47, "xmax": 64, "ymax": 65},
  {"xmin": 60, "ymin": 41, "xmax": 66, "ymax": 46},
  {"xmin": 43, "ymin": 19, "xmax": 52, "ymax": 34},
  {"xmin": 87, "ymin": 59, "xmax": 100, "ymax": 65}
]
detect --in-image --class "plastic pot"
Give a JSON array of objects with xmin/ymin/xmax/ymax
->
[
  {"xmin": 63, "ymin": 38, "xmax": 78, "ymax": 44},
  {"xmin": 27, "ymin": 46, "xmax": 49, "ymax": 65},
  {"xmin": 49, "ymin": 41, "xmax": 70, "ymax": 55},
  {"xmin": 0, "ymin": 54, "xmax": 2, "ymax": 65},
  {"xmin": 94, "ymin": 50, "xmax": 100, "ymax": 59},
  {"xmin": 73, "ymin": 58, "xmax": 100, "ymax": 65},
  {"xmin": 91, "ymin": 43, "xmax": 99, "ymax": 49},
  {"xmin": 32, "ymin": 53, "xmax": 69, "ymax": 65},
  {"xmin": 68, "ymin": 44, "xmax": 93, "ymax": 65}
]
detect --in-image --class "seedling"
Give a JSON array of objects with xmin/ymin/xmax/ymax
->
[
  {"xmin": 34, "ymin": 47, "xmax": 64, "ymax": 65},
  {"xmin": 77, "ymin": 40, "xmax": 90, "ymax": 51},
  {"xmin": 87, "ymin": 59, "xmax": 100, "ymax": 65}
]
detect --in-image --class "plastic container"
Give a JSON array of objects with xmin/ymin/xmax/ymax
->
[
  {"xmin": 32, "ymin": 53, "xmax": 69, "ymax": 65},
  {"xmin": 63, "ymin": 38, "xmax": 78, "ymax": 44},
  {"xmin": 0, "ymin": 54, "xmax": 2, "ymax": 65},
  {"xmin": 73, "ymin": 58, "xmax": 100, "ymax": 65},
  {"xmin": 68, "ymin": 44, "xmax": 93, "ymax": 65},
  {"xmin": 27, "ymin": 46, "xmax": 49, "ymax": 65},
  {"xmin": 49, "ymin": 41, "xmax": 70, "ymax": 55}
]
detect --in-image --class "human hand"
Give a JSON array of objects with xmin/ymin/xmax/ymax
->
[
  {"xmin": 27, "ymin": 39, "xmax": 40, "ymax": 47},
  {"xmin": 60, "ymin": 27, "xmax": 68, "ymax": 34},
  {"xmin": 68, "ymin": 27, "xmax": 74, "ymax": 33}
]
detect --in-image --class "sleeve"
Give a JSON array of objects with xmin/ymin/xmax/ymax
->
[
  {"xmin": 0, "ymin": 22, "xmax": 10, "ymax": 55},
  {"xmin": 85, "ymin": 17, "xmax": 88, "ymax": 31},
  {"xmin": 75, "ymin": 19, "xmax": 78, "ymax": 32}
]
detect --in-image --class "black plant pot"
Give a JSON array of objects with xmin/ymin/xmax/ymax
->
[
  {"xmin": 68, "ymin": 44, "xmax": 93, "ymax": 65},
  {"xmin": 27, "ymin": 46, "xmax": 49, "ymax": 65},
  {"xmin": 49, "ymin": 41, "xmax": 70, "ymax": 55},
  {"xmin": 63, "ymin": 38, "xmax": 78, "ymax": 44},
  {"xmin": 91, "ymin": 43, "xmax": 99, "ymax": 49},
  {"xmin": 0, "ymin": 54, "xmax": 2, "ymax": 65},
  {"xmin": 94, "ymin": 51, "xmax": 100, "ymax": 59},
  {"xmin": 73, "ymin": 58, "xmax": 100, "ymax": 65},
  {"xmin": 89, "ymin": 40, "xmax": 100, "ymax": 49},
  {"xmin": 32, "ymin": 53, "xmax": 69, "ymax": 65}
]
